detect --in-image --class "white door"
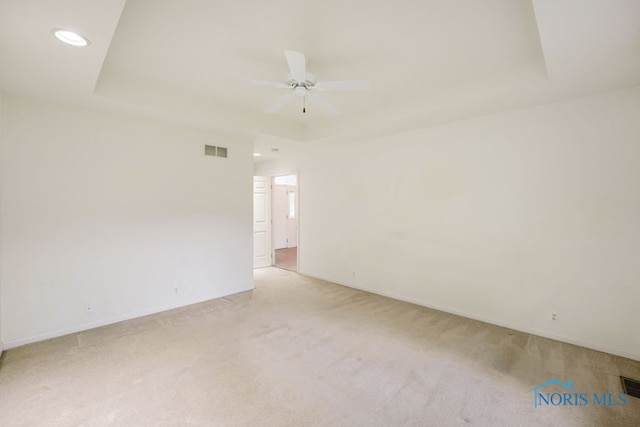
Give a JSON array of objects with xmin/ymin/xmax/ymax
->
[
  {"xmin": 253, "ymin": 176, "xmax": 271, "ymax": 268},
  {"xmin": 273, "ymin": 185, "xmax": 288, "ymax": 249},
  {"xmin": 286, "ymin": 187, "xmax": 297, "ymax": 248},
  {"xmin": 273, "ymin": 184, "xmax": 297, "ymax": 249}
]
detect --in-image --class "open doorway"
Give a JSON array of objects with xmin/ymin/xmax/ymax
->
[
  {"xmin": 272, "ymin": 174, "xmax": 298, "ymax": 272},
  {"xmin": 253, "ymin": 173, "xmax": 299, "ymax": 272}
]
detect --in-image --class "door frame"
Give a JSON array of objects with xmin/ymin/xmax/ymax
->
[{"xmin": 271, "ymin": 171, "xmax": 300, "ymax": 273}]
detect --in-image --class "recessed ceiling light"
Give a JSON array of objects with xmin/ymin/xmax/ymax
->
[
  {"xmin": 53, "ymin": 29, "xmax": 90, "ymax": 47},
  {"xmin": 253, "ymin": 153, "xmax": 261, "ymax": 157}
]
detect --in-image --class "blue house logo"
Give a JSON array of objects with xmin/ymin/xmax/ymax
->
[
  {"xmin": 529, "ymin": 379, "xmax": 579, "ymax": 408},
  {"xmin": 529, "ymin": 379, "xmax": 627, "ymax": 408}
]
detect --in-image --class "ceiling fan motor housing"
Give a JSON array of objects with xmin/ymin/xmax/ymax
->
[
  {"xmin": 287, "ymin": 72, "xmax": 315, "ymax": 88},
  {"xmin": 293, "ymin": 86, "xmax": 307, "ymax": 96}
]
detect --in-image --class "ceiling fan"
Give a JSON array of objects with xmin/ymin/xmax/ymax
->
[{"xmin": 244, "ymin": 50, "xmax": 371, "ymax": 116}]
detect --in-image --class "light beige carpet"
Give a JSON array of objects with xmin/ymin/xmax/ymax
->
[{"xmin": 0, "ymin": 267, "xmax": 639, "ymax": 426}]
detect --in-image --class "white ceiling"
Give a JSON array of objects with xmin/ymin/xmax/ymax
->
[{"xmin": 1, "ymin": 0, "xmax": 639, "ymax": 161}]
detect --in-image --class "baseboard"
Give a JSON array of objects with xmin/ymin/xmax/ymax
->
[
  {"xmin": 300, "ymin": 271, "xmax": 640, "ymax": 363},
  {"xmin": 3, "ymin": 286, "xmax": 252, "ymax": 350}
]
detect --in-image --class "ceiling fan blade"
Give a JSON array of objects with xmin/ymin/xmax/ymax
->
[
  {"xmin": 308, "ymin": 93, "xmax": 341, "ymax": 116},
  {"xmin": 315, "ymin": 80, "xmax": 372, "ymax": 91},
  {"xmin": 284, "ymin": 50, "xmax": 306, "ymax": 83},
  {"xmin": 265, "ymin": 93, "xmax": 296, "ymax": 113}
]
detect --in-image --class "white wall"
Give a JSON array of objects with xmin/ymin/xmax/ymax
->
[
  {"xmin": 0, "ymin": 95, "xmax": 254, "ymax": 348},
  {"xmin": 0, "ymin": 91, "xmax": 4, "ymax": 355},
  {"xmin": 256, "ymin": 87, "xmax": 640, "ymax": 361}
]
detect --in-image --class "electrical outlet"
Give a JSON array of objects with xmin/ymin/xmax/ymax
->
[
  {"xmin": 551, "ymin": 311, "xmax": 559, "ymax": 323},
  {"xmin": 352, "ymin": 271, "xmax": 356, "ymax": 279},
  {"xmin": 174, "ymin": 287, "xmax": 179, "ymax": 295},
  {"xmin": 86, "ymin": 304, "xmax": 93, "ymax": 314}
]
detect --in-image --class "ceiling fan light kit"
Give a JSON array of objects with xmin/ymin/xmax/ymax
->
[{"xmin": 243, "ymin": 50, "xmax": 371, "ymax": 116}]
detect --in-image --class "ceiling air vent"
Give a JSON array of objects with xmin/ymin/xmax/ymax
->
[
  {"xmin": 621, "ymin": 376, "xmax": 640, "ymax": 399},
  {"xmin": 204, "ymin": 145, "xmax": 228, "ymax": 158}
]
